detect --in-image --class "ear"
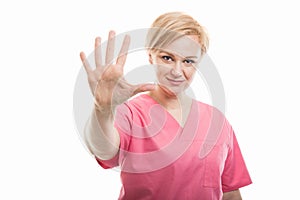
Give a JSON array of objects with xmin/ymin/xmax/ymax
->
[{"xmin": 148, "ymin": 52, "xmax": 153, "ymax": 64}]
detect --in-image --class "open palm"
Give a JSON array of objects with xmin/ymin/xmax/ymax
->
[{"xmin": 80, "ymin": 31, "xmax": 155, "ymax": 112}]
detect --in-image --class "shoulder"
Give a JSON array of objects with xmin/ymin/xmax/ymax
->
[
  {"xmin": 115, "ymin": 94, "xmax": 157, "ymax": 117},
  {"xmin": 120, "ymin": 94, "xmax": 155, "ymax": 110},
  {"xmin": 194, "ymin": 100, "xmax": 227, "ymax": 121}
]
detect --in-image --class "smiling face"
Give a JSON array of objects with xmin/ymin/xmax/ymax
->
[{"xmin": 149, "ymin": 35, "xmax": 202, "ymax": 96}]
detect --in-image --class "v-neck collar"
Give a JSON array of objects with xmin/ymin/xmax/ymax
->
[
  {"xmin": 140, "ymin": 94, "xmax": 196, "ymax": 129},
  {"xmin": 120, "ymin": 94, "xmax": 200, "ymax": 173}
]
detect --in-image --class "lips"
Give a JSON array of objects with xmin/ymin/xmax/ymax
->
[{"xmin": 166, "ymin": 77, "xmax": 185, "ymax": 85}]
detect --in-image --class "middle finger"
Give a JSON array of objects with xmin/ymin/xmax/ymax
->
[{"xmin": 105, "ymin": 30, "xmax": 115, "ymax": 65}]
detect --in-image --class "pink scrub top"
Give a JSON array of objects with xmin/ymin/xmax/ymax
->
[{"xmin": 96, "ymin": 94, "xmax": 252, "ymax": 200}]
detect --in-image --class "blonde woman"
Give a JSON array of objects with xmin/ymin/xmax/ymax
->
[{"xmin": 80, "ymin": 12, "xmax": 252, "ymax": 200}]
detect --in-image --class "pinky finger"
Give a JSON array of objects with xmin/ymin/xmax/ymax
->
[{"xmin": 80, "ymin": 52, "xmax": 92, "ymax": 74}]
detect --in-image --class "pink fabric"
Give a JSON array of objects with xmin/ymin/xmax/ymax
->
[{"xmin": 96, "ymin": 94, "xmax": 252, "ymax": 199}]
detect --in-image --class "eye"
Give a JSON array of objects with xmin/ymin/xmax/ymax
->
[
  {"xmin": 183, "ymin": 59, "xmax": 195, "ymax": 64},
  {"xmin": 161, "ymin": 55, "xmax": 174, "ymax": 61}
]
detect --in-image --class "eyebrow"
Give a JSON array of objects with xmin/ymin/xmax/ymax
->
[{"xmin": 159, "ymin": 50, "xmax": 198, "ymax": 59}]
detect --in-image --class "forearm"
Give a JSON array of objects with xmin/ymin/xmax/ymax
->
[
  {"xmin": 222, "ymin": 189, "xmax": 242, "ymax": 200},
  {"xmin": 84, "ymin": 107, "xmax": 120, "ymax": 160}
]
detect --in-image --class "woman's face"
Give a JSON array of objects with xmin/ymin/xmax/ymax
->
[{"xmin": 149, "ymin": 35, "xmax": 202, "ymax": 96}]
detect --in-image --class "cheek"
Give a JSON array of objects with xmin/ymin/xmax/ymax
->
[
  {"xmin": 183, "ymin": 68, "xmax": 196, "ymax": 80},
  {"xmin": 156, "ymin": 64, "xmax": 171, "ymax": 74},
  {"xmin": 154, "ymin": 66, "xmax": 165, "ymax": 81}
]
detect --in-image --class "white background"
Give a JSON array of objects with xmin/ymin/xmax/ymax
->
[{"xmin": 1, "ymin": 0, "xmax": 299, "ymax": 199}]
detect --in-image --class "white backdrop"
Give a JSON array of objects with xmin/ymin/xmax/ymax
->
[{"xmin": 1, "ymin": 0, "xmax": 299, "ymax": 199}]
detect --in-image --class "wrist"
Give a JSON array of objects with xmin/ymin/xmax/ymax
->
[{"xmin": 94, "ymin": 103, "xmax": 115, "ymax": 116}]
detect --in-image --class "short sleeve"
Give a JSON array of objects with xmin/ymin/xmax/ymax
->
[
  {"xmin": 95, "ymin": 103, "xmax": 133, "ymax": 169},
  {"xmin": 221, "ymin": 125, "xmax": 252, "ymax": 192}
]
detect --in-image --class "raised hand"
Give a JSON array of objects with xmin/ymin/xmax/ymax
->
[{"xmin": 80, "ymin": 31, "xmax": 155, "ymax": 112}]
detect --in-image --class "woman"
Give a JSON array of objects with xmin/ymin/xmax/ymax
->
[{"xmin": 80, "ymin": 12, "xmax": 252, "ymax": 200}]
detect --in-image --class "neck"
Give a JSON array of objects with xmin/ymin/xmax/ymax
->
[{"xmin": 148, "ymin": 85, "xmax": 190, "ymax": 110}]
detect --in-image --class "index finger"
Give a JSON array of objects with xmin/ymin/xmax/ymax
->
[
  {"xmin": 94, "ymin": 37, "xmax": 102, "ymax": 68},
  {"xmin": 116, "ymin": 35, "xmax": 130, "ymax": 66}
]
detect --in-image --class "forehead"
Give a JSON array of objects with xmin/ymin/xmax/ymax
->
[{"xmin": 161, "ymin": 35, "xmax": 201, "ymax": 58}]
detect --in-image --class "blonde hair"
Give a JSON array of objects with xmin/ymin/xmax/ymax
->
[{"xmin": 146, "ymin": 12, "xmax": 209, "ymax": 55}]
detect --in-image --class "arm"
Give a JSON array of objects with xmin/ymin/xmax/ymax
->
[
  {"xmin": 222, "ymin": 189, "xmax": 242, "ymax": 200},
  {"xmin": 84, "ymin": 107, "xmax": 120, "ymax": 160}
]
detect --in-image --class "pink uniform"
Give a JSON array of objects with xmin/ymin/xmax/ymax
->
[{"xmin": 96, "ymin": 94, "xmax": 252, "ymax": 200}]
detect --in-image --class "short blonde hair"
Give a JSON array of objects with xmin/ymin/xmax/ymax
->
[{"xmin": 146, "ymin": 12, "xmax": 209, "ymax": 55}]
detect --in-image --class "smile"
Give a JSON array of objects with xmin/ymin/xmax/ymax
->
[{"xmin": 166, "ymin": 77, "xmax": 185, "ymax": 85}]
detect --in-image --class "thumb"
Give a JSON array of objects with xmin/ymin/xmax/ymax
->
[{"xmin": 132, "ymin": 83, "xmax": 156, "ymax": 96}]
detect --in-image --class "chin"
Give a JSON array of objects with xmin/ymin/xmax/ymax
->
[{"xmin": 159, "ymin": 84, "xmax": 185, "ymax": 96}]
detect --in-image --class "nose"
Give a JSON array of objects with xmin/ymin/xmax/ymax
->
[{"xmin": 170, "ymin": 61, "xmax": 183, "ymax": 77}]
